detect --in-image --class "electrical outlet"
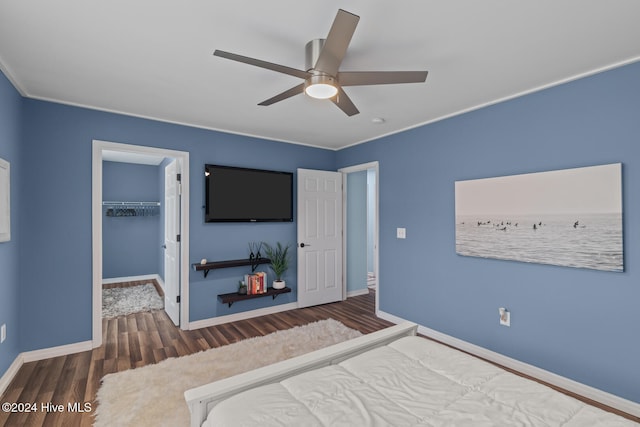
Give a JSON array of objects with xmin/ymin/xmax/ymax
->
[
  {"xmin": 397, "ymin": 228, "xmax": 406, "ymax": 239},
  {"xmin": 499, "ymin": 308, "xmax": 510, "ymax": 327},
  {"xmin": 1, "ymin": 324, "xmax": 6, "ymax": 343}
]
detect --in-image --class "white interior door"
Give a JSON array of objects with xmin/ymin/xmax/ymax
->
[
  {"xmin": 297, "ymin": 168, "xmax": 343, "ymax": 308},
  {"xmin": 164, "ymin": 159, "xmax": 180, "ymax": 325}
]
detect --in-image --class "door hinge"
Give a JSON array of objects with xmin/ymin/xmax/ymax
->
[
  {"xmin": 176, "ymin": 173, "xmax": 181, "ymax": 181},
  {"xmin": 176, "ymin": 234, "xmax": 181, "ymax": 242},
  {"xmin": 176, "ymin": 295, "xmax": 181, "ymax": 303}
]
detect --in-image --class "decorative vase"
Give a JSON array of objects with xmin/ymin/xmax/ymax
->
[
  {"xmin": 238, "ymin": 280, "xmax": 247, "ymax": 295},
  {"xmin": 273, "ymin": 280, "xmax": 285, "ymax": 290}
]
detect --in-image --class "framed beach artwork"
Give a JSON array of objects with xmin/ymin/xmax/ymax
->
[
  {"xmin": 455, "ymin": 163, "xmax": 623, "ymax": 272},
  {"xmin": 0, "ymin": 157, "xmax": 9, "ymax": 243}
]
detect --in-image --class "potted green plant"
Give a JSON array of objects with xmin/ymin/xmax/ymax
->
[{"xmin": 263, "ymin": 242, "xmax": 291, "ymax": 289}]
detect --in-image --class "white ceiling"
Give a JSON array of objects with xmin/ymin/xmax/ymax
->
[{"xmin": 1, "ymin": 1, "xmax": 639, "ymax": 150}]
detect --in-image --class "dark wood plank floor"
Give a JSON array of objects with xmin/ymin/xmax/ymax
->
[
  {"xmin": 2, "ymin": 288, "xmax": 638, "ymax": 426},
  {"xmin": 0, "ymin": 290, "xmax": 391, "ymax": 426}
]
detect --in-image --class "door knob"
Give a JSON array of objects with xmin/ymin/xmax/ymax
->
[{"xmin": 299, "ymin": 243, "xmax": 311, "ymax": 248}]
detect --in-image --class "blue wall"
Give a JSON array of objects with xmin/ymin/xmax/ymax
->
[
  {"xmin": 0, "ymin": 72, "xmax": 21, "ymax": 377},
  {"xmin": 336, "ymin": 61, "xmax": 640, "ymax": 403},
  {"xmin": 15, "ymin": 97, "xmax": 334, "ymax": 353},
  {"xmin": 102, "ymin": 161, "xmax": 161, "ymax": 279}
]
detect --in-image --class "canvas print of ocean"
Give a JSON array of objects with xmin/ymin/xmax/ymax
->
[{"xmin": 455, "ymin": 163, "xmax": 623, "ymax": 272}]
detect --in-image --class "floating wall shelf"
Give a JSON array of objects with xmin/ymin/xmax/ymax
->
[
  {"xmin": 192, "ymin": 257, "xmax": 271, "ymax": 278},
  {"xmin": 217, "ymin": 287, "xmax": 291, "ymax": 307}
]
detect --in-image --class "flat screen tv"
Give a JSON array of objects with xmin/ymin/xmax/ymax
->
[{"xmin": 205, "ymin": 164, "xmax": 293, "ymax": 222}]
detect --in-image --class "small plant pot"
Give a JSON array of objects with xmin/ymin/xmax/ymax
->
[
  {"xmin": 273, "ymin": 280, "xmax": 286, "ymax": 290},
  {"xmin": 238, "ymin": 287, "xmax": 247, "ymax": 295}
]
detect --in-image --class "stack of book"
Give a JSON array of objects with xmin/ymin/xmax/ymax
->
[{"xmin": 244, "ymin": 272, "xmax": 267, "ymax": 294}]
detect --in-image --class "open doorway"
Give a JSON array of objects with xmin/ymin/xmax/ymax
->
[
  {"xmin": 340, "ymin": 161, "xmax": 379, "ymax": 313},
  {"xmin": 101, "ymin": 160, "xmax": 165, "ymax": 319},
  {"xmin": 91, "ymin": 140, "xmax": 190, "ymax": 348}
]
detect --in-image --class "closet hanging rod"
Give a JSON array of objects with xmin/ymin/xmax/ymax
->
[
  {"xmin": 104, "ymin": 201, "xmax": 161, "ymax": 217},
  {"xmin": 102, "ymin": 201, "xmax": 160, "ymax": 206}
]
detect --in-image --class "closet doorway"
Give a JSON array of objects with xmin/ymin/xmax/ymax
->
[
  {"xmin": 91, "ymin": 140, "xmax": 190, "ymax": 348},
  {"xmin": 101, "ymin": 161, "xmax": 165, "ymax": 320}
]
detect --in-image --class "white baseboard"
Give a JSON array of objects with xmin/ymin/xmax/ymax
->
[
  {"xmin": 102, "ymin": 273, "xmax": 162, "ymax": 285},
  {"xmin": 22, "ymin": 340, "xmax": 93, "ymax": 363},
  {"xmin": 377, "ymin": 310, "xmax": 640, "ymax": 418},
  {"xmin": 0, "ymin": 340, "xmax": 93, "ymax": 397},
  {"xmin": 189, "ymin": 302, "xmax": 299, "ymax": 330},
  {"xmin": 0, "ymin": 355, "xmax": 23, "ymax": 397},
  {"xmin": 347, "ymin": 288, "xmax": 369, "ymax": 298}
]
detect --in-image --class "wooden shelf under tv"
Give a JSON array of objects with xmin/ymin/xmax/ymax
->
[
  {"xmin": 218, "ymin": 287, "xmax": 291, "ymax": 307},
  {"xmin": 192, "ymin": 257, "xmax": 271, "ymax": 278}
]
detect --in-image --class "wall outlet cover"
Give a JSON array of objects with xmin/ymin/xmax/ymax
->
[{"xmin": 500, "ymin": 311, "xmax": 511, "ymax": 327}]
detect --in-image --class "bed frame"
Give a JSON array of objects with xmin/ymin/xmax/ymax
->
[{"xmin": 184, "ymin": 322, "xmax": 418, "ymax": 427}]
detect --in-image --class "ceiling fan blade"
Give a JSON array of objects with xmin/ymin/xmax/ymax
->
[
  {"xmin": 338, "ymin": 71, "xmax": 428, "ymax": 86},
  {"xmin": 331, "ymin": 86, "xmax": 359, "ymax": 116},
  {"xmin": 214, "ymin": 50, "xmax": 310, "ymax": 80},
  {"xmin": 258, "ymin": 83, "xmax": 305, "ymax": 106},
  {"xmin": 313, "ymin": 9, "xmax": 360, "ymax": 76}
]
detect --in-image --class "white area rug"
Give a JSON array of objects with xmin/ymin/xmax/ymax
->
[
  {"xmin": 102, "ymin": 283, "xmax": 164, "ymax": 318},
  {"xmin": 94, "ymin": 319, "xmax": 362, "ymax": 427}
]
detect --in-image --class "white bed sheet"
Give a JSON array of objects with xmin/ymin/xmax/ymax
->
[{"xmin": 204, "ymin": 336, "xmax": 637, "ymax": 426}]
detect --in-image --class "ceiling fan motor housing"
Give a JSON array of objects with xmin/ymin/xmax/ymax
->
[
  {"xmin": 305, "ymin": 39, "xmax": 327, "ymax": 72},
  {"xmin": 304, "ymin": 39, "xmax": 339, "ymax": 99}
]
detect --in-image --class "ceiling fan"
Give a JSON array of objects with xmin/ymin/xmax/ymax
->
[{"xmin": 213, "ymin": 9, "xmax": 428, "ymax": 116}]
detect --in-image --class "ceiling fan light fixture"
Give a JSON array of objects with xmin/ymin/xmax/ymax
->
[
  {"xmin": 305, "ymin": 74, "xmax": 338, "ymax": 99},
  {"xmin": 213, "ymin": 10, "xmax": 427, "ymax": 117}
]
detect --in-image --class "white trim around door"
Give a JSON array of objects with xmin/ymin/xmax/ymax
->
[{"xmin": 91, "ymin": 140, "xmax": 190, "ymax": 348}]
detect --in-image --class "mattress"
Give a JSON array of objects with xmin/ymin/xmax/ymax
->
[{"xmin": 203, "ymin": 336, "xmax": 637, "ymax": 426}]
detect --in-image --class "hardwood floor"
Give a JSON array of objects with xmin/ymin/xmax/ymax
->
[
  {"xmin": 0, "ymin": 290, "xmax": 391, "ymax": 427},
  {"xmin": 2, "ymin": 289, "xmax": 638, "ymax": 425}
]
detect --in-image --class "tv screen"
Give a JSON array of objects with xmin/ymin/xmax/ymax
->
[{"xmin": 205, "ymin": 164, "xmax": 293, "ymax": 222}]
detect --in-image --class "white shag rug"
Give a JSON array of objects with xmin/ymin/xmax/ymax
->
[
  {"xmin": 94, "ymin": 319, "xmax": 362, "ymax": 427},
  {"xmin": 102, "ymin": 283, "xmax": 164, "ymax": 318}
]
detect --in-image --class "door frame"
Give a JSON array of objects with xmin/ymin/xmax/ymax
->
[
  {"xmin": 338, "ymin": 161, "xmax": 379, "ymax": 314},
  {"xmin": 91, "ymin": 140, "xmax": 190, "ymax": 348}
]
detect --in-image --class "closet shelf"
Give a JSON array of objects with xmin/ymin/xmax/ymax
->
[{"xmin": 103, "ymin": 201, "xmax": 160, "ymax": 217}]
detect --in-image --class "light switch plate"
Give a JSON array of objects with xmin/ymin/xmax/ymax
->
[{"xmin": 397, "ymin": 228, "xmax": 406, "ymax": 239}]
